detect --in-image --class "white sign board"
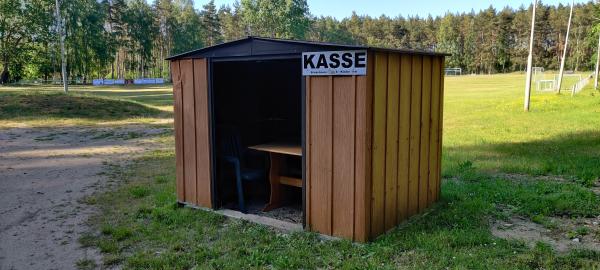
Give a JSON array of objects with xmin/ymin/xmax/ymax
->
[{"xmin": 302, "ymin": 50, "xmax": 367, "ymax": 76}]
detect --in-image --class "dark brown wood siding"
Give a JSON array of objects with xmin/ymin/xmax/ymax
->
[{"xmin": 171, "ymin": 58, "xmax": 212, "ymax": 208}]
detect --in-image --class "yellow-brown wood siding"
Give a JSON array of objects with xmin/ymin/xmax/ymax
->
[
  {"xmin": 428, "ymin": 57, "xmax": 442, "ymax": 205},
  {"xmin": 370, "ymin": 53, "xmax": 387, "ymax": 237},
  {"xmin": 354, "ymin": 67, "xmax": 373, "ymax": 242},
  {"xmin": 384, "ymin": 53, "xmax": 400, "ymax": 231},
  {"xmin": 368, "ymin": 52, "xmax": 445, "ymax": 239},
  {"xmin": 396, "ymin": 55, "xmax": 412, "ymax": 222}
]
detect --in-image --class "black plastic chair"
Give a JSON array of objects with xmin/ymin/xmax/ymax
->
[{"xmin": 217, "ymin": 127, "xmax": 266, "ymax": 213}]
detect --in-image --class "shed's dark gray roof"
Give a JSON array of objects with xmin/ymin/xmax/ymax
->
[{"xmin": 166, "ymin": 36, "xmax": 449, "ymax": 60}]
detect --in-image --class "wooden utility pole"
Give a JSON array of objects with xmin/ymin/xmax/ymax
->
[
  {"xmin": 524, "ymin": 0, "xmax": 537, "ymax": 112},
  {"xmin": 595, "ymin": 32, "xmax": 600, "ymax": 90},
  {"xmin": 55, "ymin": 0, "xmax": 68, "ymax": 93},
  {"xmin": 556, "ymin": 0, "xmax": 574, "ymax": 94}
]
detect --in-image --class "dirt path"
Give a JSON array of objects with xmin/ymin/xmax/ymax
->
[{"xmin": 0, "ymin": 125, "xmax": 169, "ymax": 270}]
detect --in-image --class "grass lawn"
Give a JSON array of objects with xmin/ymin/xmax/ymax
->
[
  {"xmin": 443, "ymin": 73, "xmax": 600, "ymax": 184},
  {"xmin": 3, "ymin": 75, "xmax": 600, "ymax": 269},
  {"xmin": 0, "ymin": 84, "xmax": 173, "ymax": 128}
]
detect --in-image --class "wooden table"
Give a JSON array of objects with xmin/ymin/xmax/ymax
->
[{"xmin": 248, "ymin": 142, "xmax": 302, "ymax": 211}]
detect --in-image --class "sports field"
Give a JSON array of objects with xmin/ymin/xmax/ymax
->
[
  {"xmin": 444, "ymin": 73, "xmax": 600, "ymax": 183},
  {"xmin": 1, "ymin": 73, "xmax": 599, "ymax": 268}
]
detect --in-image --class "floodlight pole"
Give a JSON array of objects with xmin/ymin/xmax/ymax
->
[
  {"xmin": 595, "ymin": 32, "xmax": 600, "ymax": 90},
  {"xmin": 556, "ymin": 0, "xmax": 574, "ymax": 94},
  {"xmin": 524, "ymin": 0, "xmax": 537, "ymax": 112}
]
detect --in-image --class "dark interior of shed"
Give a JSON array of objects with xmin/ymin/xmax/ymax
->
[{"xmin": 212, "ymin": 58, "xmax": 303, "ymax": 224}]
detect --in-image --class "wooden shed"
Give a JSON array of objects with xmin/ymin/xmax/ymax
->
[{"xmin": 167, "ymin": 37, "xmax": 447, "ymax": 242}]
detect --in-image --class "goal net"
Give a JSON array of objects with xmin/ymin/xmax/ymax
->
[
  {"xmin": 532, "ymin": 67, "xmax": 556, "ymax": 92},
  {"xmin": 444, "ymin": 68, "xmax": 462, "ymax": 76},
  {"xmin": 532, "ymin": 67, "xmax": 544, "ymax": 82}
]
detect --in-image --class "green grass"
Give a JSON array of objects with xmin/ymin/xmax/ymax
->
[
  {"xmin": 0, "ymin": 92, "xmax": 163, "ymax": 120},
  {"xmin": 443, "ymin": 73, "xmax": 600, "ymax": 184},
  {"xmin": 0, "ymin": 84, "xmax": 173, "ymax": 108},
  {"xmin": 82, "ymin": 148, "xmax": 600, "ymax": 269},
  {"xmin": 0, "ymin": 84, "xmax": 173, "ymax": 128},
  {"xmin": 73, "ymin": 73, "xmax": 600, "ymax": 269},
  {"xmin": 75, "ymin": 258, "xmax": 97, "ymax": 270}
]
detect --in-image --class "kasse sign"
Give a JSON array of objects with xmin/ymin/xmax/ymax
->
[{"xmin": 302, "ymin": 51, "xmax": 367, "ymax": 76}]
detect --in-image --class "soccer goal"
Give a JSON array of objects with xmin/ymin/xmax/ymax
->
[
  {"xmin": 532, "ymin": 67, "xmax": 544, "ymax": 82},
  {"xmin": 532, "ymin": 67, "xmax": 556, "ymax": 92},
  {"xmin": 444, "ymin": 68, "xmax": 462, "ymax": 76},
  {"xmin": 536, "ymin": 80, "xmax": 556, "ymax": 92}
]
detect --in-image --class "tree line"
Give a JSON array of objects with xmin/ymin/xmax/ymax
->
[{"xmin": 1, "ymin": 0, "xmax": 598, "ymax": 84}]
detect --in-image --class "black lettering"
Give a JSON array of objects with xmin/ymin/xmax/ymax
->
[
  {"xmin": 316, "ymin": 54, "xmax": 328, "ymax": 68},
  {"xmin": 355, "ymin": 52, "xmax": 366, "ymax": 68},
  {"xmin": 329, "ymin": 53, "xmax": 340, "ymax": 68},
  {"xmin": 303, "ymin": 54, "xmax": 315, "ymax": 69},
  {"xmin": 341, "ymin": 53, "xmax": 353, "ymax": 68}
]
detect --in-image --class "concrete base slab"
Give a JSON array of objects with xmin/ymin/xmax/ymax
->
[{"xmin": 180, "ymin": 202, "xmax": 303, "ymax": 233}]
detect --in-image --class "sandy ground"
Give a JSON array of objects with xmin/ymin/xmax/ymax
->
[
  {"xmin": 0, "ymin": 125, "xmax": 169, "ymax": 270},
  {"xmin": 491, "ymin": 213, "xmax": 600, "ymax": 253}
]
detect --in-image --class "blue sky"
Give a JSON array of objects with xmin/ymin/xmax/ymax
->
[{"xmin": 205, "ymin": 0, "xmax": 590, "ymax": 18}]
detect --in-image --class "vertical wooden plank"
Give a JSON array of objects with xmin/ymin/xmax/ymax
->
[
  {"xmin": 354, "ymin": 52, "xmax": 374, "ymax": 242},
  {"xmin": 370, "ymin": 52, "xmax": 388, "ymax": 237},
  {"xmin": 437, "ymin": 58, "xmax": 446, "ymax": 201},
  {"xmin": 384, "ymin": 53, "xmax": 400, "ymax": 231},
  {"xmin": 407, "ymin": 55, "xmax": 422, "ymax": 216},
  {"xmin": 193, "ymin": 59, "xmax": 212, "ymax": 208},
  {"xmin": 418, "ymin": 56, "xmax": 432, "ymax": 212},
  {"xmin": 397, "ymin": 54, "xmax": 411, "ymax": 222},
  {"xmin": 428, "ymin": 57, "xmax": 441, "ymax": 206},
  {"xmin": 309, "ymin": 76, "xmax": 333, "ymax": 235},
  {"xmin": 332, "ymin": 76, "xmax": 356, "ymax": 239},
  {"xmin": 171, "ymin": 60, "xmax": 185, "ymax": 202},
  {"xmin": 305, "ymin": 77, "xmax": 311, "ymax": 228},
  {"xmin": 180, "ymin": 59, "xmax": 197, "ymax": 204}
]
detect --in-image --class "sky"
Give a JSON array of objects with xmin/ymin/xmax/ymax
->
[{"xmin": 206, "ymin": 0, "xmax": 591, "ymax": 19}]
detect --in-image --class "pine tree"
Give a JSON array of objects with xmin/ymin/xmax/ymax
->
[
  {"xmin": 201, "ymin": 0, "xmax": 222, "ymax": 46},
  {"xmin": 496, "ymin": 7, "xmax": 514, "ymax": 72}
]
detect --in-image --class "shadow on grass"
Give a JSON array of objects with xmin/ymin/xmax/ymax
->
[
  {"xmin": 444, "ymin": 130, "xmax": 600, "ymax": 184},
  {"xmin": 0, "ymin": 92, "xmax": 168, "ymax": 120}
]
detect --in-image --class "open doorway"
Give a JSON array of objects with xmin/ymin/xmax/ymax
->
[{"xmin": 212, "ymin": 58, "xmax": 303, "ymax": 225}]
